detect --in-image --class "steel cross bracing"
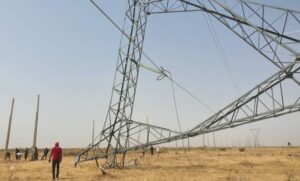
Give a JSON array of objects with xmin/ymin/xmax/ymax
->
[
  {"xmin": 75, "ymin": 0, "xmax": 300, "ymax": 168},
  {"xmin": 146, "ymin": 0, "xmax": 300, "ymax": 70},
  {"xmin": 87, "ymin": 0, "xmax": 150, "ymax": 168}
]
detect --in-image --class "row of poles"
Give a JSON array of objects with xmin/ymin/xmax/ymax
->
[
  {"xmin": 3, "ymin": 95, "xmax": 40, "ymax": 160},
  {"xmin": 201, "ymin": 132, "xmax": 260, "ymax": 148},
  {"xmin": 174, "ymin": 131, "xmax": 260, "ymax": 149}
]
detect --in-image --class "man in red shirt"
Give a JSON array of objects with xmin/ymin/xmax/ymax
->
[{"xmin": 48, "ymin": 142, "xmax": 62, "ymax": 180}]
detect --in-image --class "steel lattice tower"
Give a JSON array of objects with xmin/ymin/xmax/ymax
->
[{"xmin": 75, "ymin": 0, "xmax": 300, "ymax": 168}]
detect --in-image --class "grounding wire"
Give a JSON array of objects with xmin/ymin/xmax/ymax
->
[
  {"xmin": 143, "ymin": 53, "xmax": 197, "ymax": 166},
  {"xmin": 143, "ymin": 54, "xmax": 211, "ymax": 166},
  {"xmin": 168, "ymin": 72, "xmax": 183, "ymax": 132},
  {"xmin": 142, "ymin": 54, "xmax": 204, "ymax": 166},
  {"xmin": 167, "ymin": 71, "xmax": 194, "ymax": 167}
]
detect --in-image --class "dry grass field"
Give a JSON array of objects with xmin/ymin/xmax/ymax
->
[{"xmin": 1, "ymin": 147, "xmax": 300, "ymax": 181}]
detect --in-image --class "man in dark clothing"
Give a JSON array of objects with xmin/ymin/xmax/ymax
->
[
  {"xmin": 15, "ymin": 148, "xmax": 20, "ymax": 160},
  {"xmin": 33, "ymin": 147, "xmax": 39, "ymax": 160},
  {"xmin": 41, "ymin": 148, "xmax": 49, "ymax": 160},
  {"xmin": 49, "ymin": 142, "xmax": 62, "ymax": 180},
  {"xmin": 5, "ymin": 152, "xmax": 11, "ymax": 160},
  {"xmin": 150, "ymin": 145, "xmax": 154, "ymax": 155},
  {"xmin": 24, "ymin": 148, "xmax": 29, "ymax": 160}
]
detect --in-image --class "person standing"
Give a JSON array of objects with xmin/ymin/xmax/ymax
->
[
  {"xmin": 49, "ymin": 142, "xmax": 62, "ymax": 180},
  {"xmin": 15, "ymin": 148, "xmax": 20, "ymax": 160},
  {"xmin": 33, "ymin": 147, "xmax": 39, "ymax": 160},
  {"xmin": 156, "ymin": 145, "xmax": 160, "ymax": 156},
  {"xmin": 24, "ymin": 148, "xmax": 29, "ymax": 160},
  {"xmin": 5, "ymin": 152, "xmax": 11, "ymax": 160},
  {"xmin": 142, "ymin": 148, "xmax": 145, "ymax": 158},
  {"xmin": 150, "ymin": 145, "xmax": 154, "ymax": 155},
  {"xmin": 16, "ymin": 151, "xmax": 22, "ymax": 160},
  {"xmin": 41, "ymin": 147, "xmax": 49, "ymax": 160}
]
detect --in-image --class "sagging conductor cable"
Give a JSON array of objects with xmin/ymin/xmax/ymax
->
[{"xmin": 142, "ymin": 52, "xmax": 215, "ymax": 113}]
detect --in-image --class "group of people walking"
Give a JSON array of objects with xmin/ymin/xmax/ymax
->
[
  {"xmin": 4, "ymin": 142, "xmax": 62, "ymax": 180},
  {"xmin": 5, "ymin": 147, "xmax": 50, "ymax": 161},
  {"xmin": 4, "ymin": 142, "xmax": 164, "ymax": 180}
]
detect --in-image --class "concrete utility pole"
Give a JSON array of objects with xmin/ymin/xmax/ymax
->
[
  {"xmin": 4, "ymin": 98, "xmax": 15, "ymax": 160},
  {"xmin": 31, "ymin": 95, "xmax": 40, "ymax": 160},
  {"xmin": 92, "ymin": 120, "xmax": 95, "ymax": 146},
  {"xmin": 220, "ymin": 137, "xmax": 223, "ymax": 147},
  {"xmin": 213, "ymin": 132, "xmax": 216, "ymax": 148},
  {"xmin": 175, "ymin": 139, "xmax": 178, "ymax": 154},
  {"xmin": 207, "ymin": 137, "xmax": 210, "ymax": 147},
  {"xmin": 187, "ymin": 130, "xmax": 191, "ymax": 149}
]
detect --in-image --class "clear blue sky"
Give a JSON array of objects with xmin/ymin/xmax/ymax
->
[{"xmin": 0, "ymin": 0, "xmax": 299, "ymax": 148}]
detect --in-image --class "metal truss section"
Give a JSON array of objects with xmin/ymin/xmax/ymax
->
[
  {"xmin": 112, "ymin": 60, "xmax": 300, "ymax": 153},
  {"xmin": 76, "ymin": 0, "xmax": 300, "ymax": 169},
  {"xmin": 76, "ymin": 0, "xmax": 150, "ymax": 168},
  {"xmin": 190, "ymin": 59, "xmax": 300, "ymax": 133},
  {"xmin": 145, "ymin": 0, "xmax": 300, "ymax": 70},
  {"xmin": 76, "ymin": 59, "xmax": 300, "ymax": 163},
  {"xmin": 75, "ymin": 119, "xmax": 180, "ymax": 166}
]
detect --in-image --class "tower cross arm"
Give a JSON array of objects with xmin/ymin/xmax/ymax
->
[{"xmin": 144, "ymin": 0, "xmax": 300, "ymax": 69}]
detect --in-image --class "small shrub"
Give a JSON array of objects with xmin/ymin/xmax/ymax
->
[
  {"xmin": 239, "ymin": 148, "xmax": 245, "ymax": 152},
  {"xmin": 219, "ymin": 148, "xmax": 227, "ymax": 151}
]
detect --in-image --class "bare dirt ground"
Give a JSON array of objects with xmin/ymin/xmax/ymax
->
[{"xmin": 1, "ymin": 147, "xmax": 300, "ymax": 181}]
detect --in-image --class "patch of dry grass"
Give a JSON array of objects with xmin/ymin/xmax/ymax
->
[{"xmin": 1, "ymin": 147, "xmax": 300, "ymax": 181}]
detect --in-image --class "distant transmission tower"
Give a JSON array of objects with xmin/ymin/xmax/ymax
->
[
  {"xmin": 245, "ymin": 136, "xmax": 252, "ymax": 147},
  {"xmin": 250, "ymin": 129, "xmax": 261, "ymax": 147}
]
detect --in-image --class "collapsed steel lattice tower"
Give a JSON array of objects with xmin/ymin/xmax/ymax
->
[{"xmin": 75, "ymin": 0, "xmax": 300, "ymax": 168}]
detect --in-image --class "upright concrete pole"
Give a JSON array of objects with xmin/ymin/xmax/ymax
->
[
  {"xmin": 207, "ymin": 137, "xmax": 210, "ymax": 147},
  {"xmin": 220, "ymin": 137, "xmax": 223, "ymax": 147},
  {"xmin": 213, "ymin": 132, "xmax": 216, "ymax": 148},
  {"xmin": 92, "ymin": 120, "xmax": 95, "ymax": 146},
  {"xmin": 4, "ymin": 98, "xmax": 15, "ymax": 160},
  {"xmin": 175, "ymin": 139, "xmax": 178, "ymax": 154},
  {"xmin": 31, "ymin": 95, "xmax": 40, "ymax": 160},
  {"xmin": 187, "ymin": 129, "xmax": 190, "ymax": 149}
]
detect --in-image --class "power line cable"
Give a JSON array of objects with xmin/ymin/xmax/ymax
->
[
  {"xmin": 201, "ymin": 7, "xmax": 241, "ymax": 96},
  {"xmin": 164, "ymin": 70, "xmax": 193, "ymax": 166},
  {"xmin": 201, "ymin": 6, "xmax": 256, "ymax": 113},
  {"xmin": 142, "ymin": 52, "xmax": 215, "ymax": 112},
  {"xmin": 90, "ymin": 0, "xmax": 130, "ymax": 39}
]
